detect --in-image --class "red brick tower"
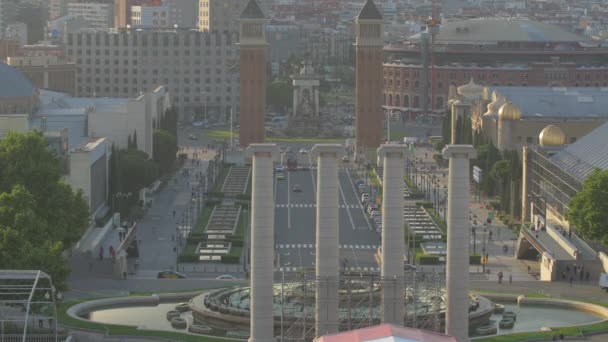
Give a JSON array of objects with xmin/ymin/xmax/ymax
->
[
  {"xmin": 239, "ymin": 0, "xmax": 268, "ymax": 148},
  {"xmin": 355, "ymin": 0, "xmax": 384, "ymax": 158}
]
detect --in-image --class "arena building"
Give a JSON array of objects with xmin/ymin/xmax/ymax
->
[{"xmin": 383, "ymin": 17, "xmax": 608, "ymax": 117}]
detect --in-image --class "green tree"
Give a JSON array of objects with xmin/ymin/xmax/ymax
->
[
  {"xmin": 566, "ymin": 169, "xmax": 608, "ymax": 245},
  {"xmin": 132, "ymin": 130, "xmax": 138, "ymax": 149},
  {"xmin": 116, "ymin": 149, "xmax": 158, "ymax": 195},
  {"xmin": 0, "ymin": 132, "xmax": 89, "ymax": 288},
  {"xmin": 153, "ymin": 129, "xmax": 178, "ymax": 174},
  {"xmin": 267, "ymin": 80, "xmax": 293, "ymax": 113}
]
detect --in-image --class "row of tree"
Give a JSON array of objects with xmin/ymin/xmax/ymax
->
[
  {"xmin": 0, "ymin": 132, "xmax": 89, "ymax": 289},
  {"xmin": 109, "ymin": 108, "xmax": 178, "ymax": 216}
]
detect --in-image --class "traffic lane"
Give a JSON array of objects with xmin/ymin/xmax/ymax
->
[
  {"xmin": 274, "ymin": 172, "xmax": 289, "ymax": 205},
  {"xmin": 339, "ymin": 170, "xmax": 375, "ymax": 233},
  {"xmin": 288, "ymin": 169, "xmax": 316, "ymax": 203},
  {"xmin": 289, "ymin": 207, "xmax": 316, "ymax": 245}
]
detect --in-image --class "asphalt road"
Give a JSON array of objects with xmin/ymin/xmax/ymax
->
[{"xmin": 274, "ymin": 152, "xmax": 381, "ymax": 273}]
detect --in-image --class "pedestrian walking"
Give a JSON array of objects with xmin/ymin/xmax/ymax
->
[
  {"xmin": 568, "ymin": 230, "xmax": 572, "ymax": 239},
  {"xmin": 569, "ymin": 275, "xmax": 574, "ymax": 287},
  {"xmin": 98, "ymin": 246, "xmax": 104, "ymax": 261},
  {"xmin": 527, "ymin": 265, "xmax": 531, "ymax": 274},
  {"xmin": 509, "ymin": 273, "xmax": 512, "ymax": 284},
  {"xmin": 586, "ymin": 271, "xmax": 590, "ymax": 281},
  {"xmin": 498, "ymin": 271, "xmax": 503, "ymax": 284}
]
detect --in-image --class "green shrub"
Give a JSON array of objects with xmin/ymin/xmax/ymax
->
[
  {"xmin": 418, "ymin": 255, "xmax": 440, "ymax": 265},
  {"xmin": 231, "ymin": 239, "xmax": 244, "ymax": 247},
  {"xmin": 178, "ymin": 254, "xmax": 199, "ymax": 262},
  {"xmin": 470, "ymin": 254, "xmax": 481, "ymax": 265},
  {"xmin": 221, "ymin": 255, "xmax": 240, "ymax": 264},
  {"xmin": 236, "ymin": 194, "xmax": 251, "ymax": 201},
  {"xmin": 205, "ymin": 200, "xmax": 220, "ymax": 207},
  {"xmin": 207, "ymin": 192, "xmax": 224, "ymax": 198},
  {"xmin": 415, "ymin": 201, "xmax": 434, "ymax": 208}
]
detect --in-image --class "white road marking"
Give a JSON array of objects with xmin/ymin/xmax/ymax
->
[
  {"xmin": 338, "ymin": 173, "xmax": 357, "ymax": 231},
  {"xmin": 287, "ymin": 171, "xmax": 292, "ymax": 230},
  {"xmin": 346, "ymin": 168, "xmax": 373, "ymax": 231}
]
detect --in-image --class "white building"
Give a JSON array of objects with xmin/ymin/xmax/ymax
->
[
  {"xmin": 49, "ymin": 0, "xmax": 68, "ymax": 20},
  {"xmin": 131, "ymin": 5, "xmax": 169, "ymax": 29},
  {"xmin": 66, "ymin": 137, "xmax": 109, "ymax": 216},
  {"xmin": 67, "ymin": 2, "xmax": 114, "ymax": 30},
  {"xmin": 65, "ymin": 29, "xmax": 239, "ymax": 121},
  {"xmin": 88, "ymin": 86, "xmax": 171, "ymax": 158}
]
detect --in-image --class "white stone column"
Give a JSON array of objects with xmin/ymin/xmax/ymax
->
[
  {"xmin": 312, "ymin": 144, "xmax": 343, "ymax": 337},
  {"xmin": 377, "ymin": 144, "xmax": 406, "ymax": 325},
  {"xmin": 246, "ymin": 144, "xmax": 280, "ymax": 342},
  {"xmin": 442, "ymin": 145, "xmax": 476, "ymax": 341}
]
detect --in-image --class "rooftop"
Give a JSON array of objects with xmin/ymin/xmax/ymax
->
[
  {"xmin": 485, "ymin": 86, "xmax": 608, "ymax": 118},
  {"xmin": 0, "ymin": 63, "xmax": 36, "ymax": 98},
  {"xmin": 316, "ymin": 324, "xmax": 457, "ymax": 342},
  {"xmin": 413, "ymin": 17, "xmax": 590, "ymax": 44},
  {"xmin": 551, "ymin": 121, "xmax": 608, "ymax": 181},
  {"xmin": 240, "ymin": 0, "xmax": 265, "ymax": 20},
  {"xmin": 357, "ymin": 0, "xmax": 383, "ymax": 20}
]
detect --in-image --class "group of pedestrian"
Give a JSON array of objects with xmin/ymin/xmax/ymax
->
[
  {"xmin": 497, "ymin": 271, "xmax": 513, "ymax": 284},
  {"xmin": 561, "ymin": 263, "xmax": 590, "ymax": 285}
]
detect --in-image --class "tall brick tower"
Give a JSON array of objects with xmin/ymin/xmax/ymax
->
[
  {"xmin": 239, "ymin": 0, "xmax": 268, "ymax": 148},
  {"xmin": 355, "ymin": 0, "xmax": 384, "ymax": 159}
]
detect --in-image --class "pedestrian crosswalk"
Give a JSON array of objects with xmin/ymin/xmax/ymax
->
[
  {"xmin": 278, "ymin": 266, "xmax": 380, "ymax": 273},
  {"xmin": 276, "ymin": 244, "xmax": 379, "ymax": 250},
  {"xmin": 275, "ymin": 204, "xmax": 360, "ymax": 209}
]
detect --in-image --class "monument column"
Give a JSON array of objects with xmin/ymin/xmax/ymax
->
[
  {"xmin": 355, "ymin": 0, "xmax": 384, "ymax": 159},
  {"xmin": 442, "ymin": 145, "xmax": 476, "ymax": 341},
  {"xmin": 312, "ymin": 144, "xmax": 343, "ymax": 337},
  {"xmin": 239, "ymin": 0, "xmax": 268, "ymax": 148},
  {"xmin": 378, "ymin": 144, "xmax": 407, "ymax": 325},
  {"xmin": 246, "ymin": 143, "xmax": 279, "ymax": 342}
]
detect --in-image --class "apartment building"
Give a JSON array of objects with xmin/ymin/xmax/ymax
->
[
  {"xmin": 65, "ymin": 29, "xmax": 239, "ymax": 120},
  {"xmin": 198, "ymin": 0, "xmax": 245, "ymax": 33},
  {"xmin": 131, "ymin": 5, "xmax": 169, "ymax": 28},
  {"xmin": 68, "ymin": 2, "xmax": 114, "ymax": 30}
]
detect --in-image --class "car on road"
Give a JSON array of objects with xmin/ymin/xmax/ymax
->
[
  {"xmin": 192, "ymin": 121, "xmax": 205, "ymax": 127},
  {"xmin": 292, "ymin": 184, "xmax": 302, "ymax": 192},
  {"xmin": 342, "ymin": 156, "xmax": 350, "ymax": 163},
  {"xmin": 299, "ymin": 148, "xmax": 308, "ymax": 154},
  {"xmin": 216, "ymin": 274, "xmax": 237, "ymax": 280},
  {"xmin": 275, "ymin": 165, "xmax": 285, "ymax": 172},
  {"xmin": 157, "ymin": 270, "xmax": 187, "ymax": 279},
  {"xmin": 188, "ymin": 134, "xmax": 199, "ymax": 140},
  {"xmin": 404, "ymin": 264, "xmax": 417, "ymax": 271},
  {"xmin": 276, "ymin": 172, "xmax": 285, "ymax": 180}
]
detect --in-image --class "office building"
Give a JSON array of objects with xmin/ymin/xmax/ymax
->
[
  {"xmin": 68, "ymin": 2, "xmax": 114, "ymax": 30},
  {"xmin": 131, "ymin": 5, "xmax": 169, "ymax": 28},
  {"xmin": 65, "ymin": 29, "xmax": 239, "ymax": 120},
  {"xmin": 199, "ymin": 0, "xmax": 245, "ymax": 33}
]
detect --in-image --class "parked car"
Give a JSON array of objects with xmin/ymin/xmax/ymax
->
[
  {"xmin": 342, "ymin": 156, "xmax": 350, "ymax": 163},
  {"xmin": 188, "ymin": 134, "xmax": 199, "ymax": 140},
  {"xmin": 216, "ymin": 274, "xmax": 237, "ymax": 280},
  {"xmin": 292, "ymin": 184, "xmax": 302, "ymax": 192},
  {"xmin": 276, "ymin": 173, "xmax": 285, "ymax": 180},
  {"xmin": 300, "ymin": 148, "xmax": 308, "ymax": 154},
  {"xmin": 158, "ymin": 270, "xmax": 187, "ymax": 279}
]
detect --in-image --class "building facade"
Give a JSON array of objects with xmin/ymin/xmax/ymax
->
[
  {"xmin": 355, "ymin": 0, "xmax": 384, "ymax": 156},
  {"xmin": 64, "ymin": 29, "xmax": 239, "ymax": 120},
  {"xmin": 66, "ymin": 137, "xmax": 109, "ymax": 215},
  {"xmin": 199, "ymin": 0, "xmax": 244, "ymax": 33},
  {"xmin": 7, "ymin": 44, "xmax": 76, "ymax": 95},
  {"xmin": 131, "ymin": 5, "xmax": 169, "ymax": 28},
  {"xmin": 50, "ymin": 0, "xmax": 68, "ymax": 20},
  {"xmin": 383, "ymin": 18, "xmax": 608, "ymax": 114},
  {"xmin": 238, "ymin": 0, "xmax": 267, "ymax": 148},
  {"xmin": 68, "ymin": 2, "xmax": 114, "ymax": 30}
]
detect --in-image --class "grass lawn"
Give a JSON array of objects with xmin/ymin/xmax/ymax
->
[
  {"xmin": 426, "ymin": 207, "xmax": 447, "ymax": 234},
  {"xmin": 193, "ymin": 206, "xmax": 215, "ymax": 235}
]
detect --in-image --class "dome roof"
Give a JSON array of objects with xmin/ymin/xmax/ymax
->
[
  {"xmin": 539, "ymin": 125, "xmax": 566, "ymax": 146},
  {"xmin": 484, "ymin": 95, "xmax": 506, "ymax": 116},
  {"xmin": 457, "ymin": 78, "xmax": 483, "ymax": 100},
  {"xmin": 498, "ymin": 102, "xmax": 521, "ymax": 121}
]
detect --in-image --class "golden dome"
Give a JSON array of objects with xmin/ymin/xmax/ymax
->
[
  {"xmin": 484, "ymin": 95, "xmax": 506, "ymax": 116},
  {"xmin": 539, "ymin": 125, "xmax": 566, "ymax": 146},
  {"xmin": 457, "ymin": 78, "xmax": 484, "ymax": 99},
  {"xmin": 498, "ymin": 102, "xmax": 521, "ymax": 121}
]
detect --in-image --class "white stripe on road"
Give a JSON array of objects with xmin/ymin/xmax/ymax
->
[{"xmin": 338, "ymin": 172, "xmax": 357, "ymax": 231}]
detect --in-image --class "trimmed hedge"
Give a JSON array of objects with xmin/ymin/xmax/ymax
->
[
  {"xmin": 418, "ymin": 255, "xmax": 440, "ymax": 265},
  {"xmin": 178, "ymin": 254, "xmax": 199, "ymax": 262},
  {"xmin": 221, "ymin": 255, "xmax": 240, "ymax": 264},
  {"xmin": 416, "ymin": 201, "xmax": 434, "ymax": 208},
  {"xmin": 470, "ymin": 254, "xmax": 481, "ymax": 265}
]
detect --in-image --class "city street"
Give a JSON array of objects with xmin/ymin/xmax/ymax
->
[{"xmin": 274, "ymin": 153, "xmax": 381, "ymax": 273}]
